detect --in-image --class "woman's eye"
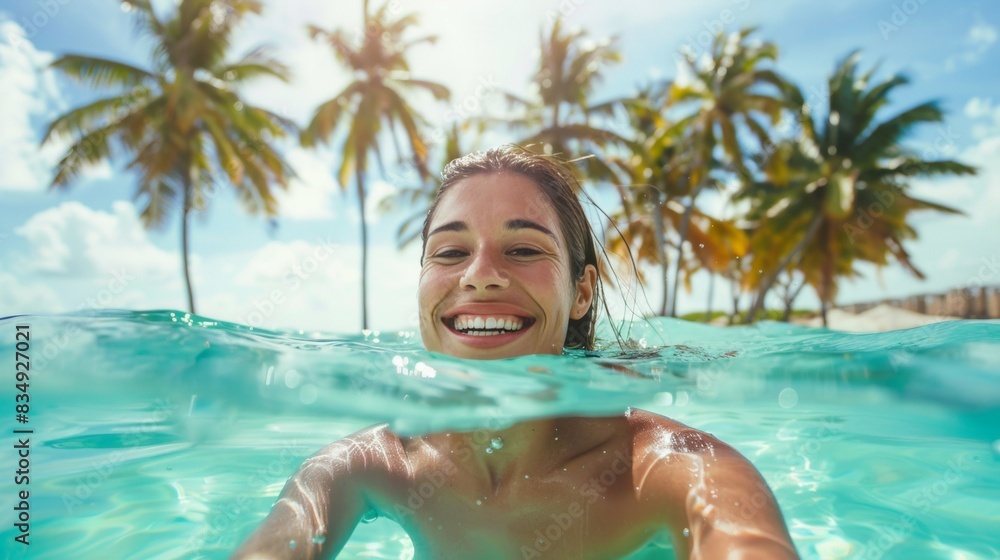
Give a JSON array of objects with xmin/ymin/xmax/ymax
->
[{"xmin": 509, "ymin": 248, "xmax": 542, "ymax": 257}]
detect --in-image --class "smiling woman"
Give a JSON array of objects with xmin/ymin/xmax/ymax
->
[
  {"xmin": 418, "ymin": 149, "xmax": 599, "ymax": 359},
  {"xmin": 231, "ymin": 146, "xmax": 799, "ymax": 560}
]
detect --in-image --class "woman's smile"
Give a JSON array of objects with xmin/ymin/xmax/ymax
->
[{"xmin": 440, "ymin": 302, "xmax": 539, "ymax": 347}]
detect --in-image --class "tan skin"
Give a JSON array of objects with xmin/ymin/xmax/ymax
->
[{"xmin": 233, "ymin": 173, "xmax": 799, "ymax": 559}]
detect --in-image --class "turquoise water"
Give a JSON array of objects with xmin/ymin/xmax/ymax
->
[{"xmin": 1, "ymin": 310, "xmax": 999, "ymax": 559}]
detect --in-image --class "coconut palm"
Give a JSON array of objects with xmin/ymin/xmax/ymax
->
[
  {"xmin": 601, "ymin": 82, "xmax": 688, "ymax": 314},
  {"xmin": 302, "ymin": 0, "xmax": 449, "ymax": 330},
  {"xmin": 302, "ymin": 0, "xmax": 449, "ymax": 329},
  {"xmin": 666, "ymin": 27, "xmax": 787, "ymax": 316},
  {"xmin": 606, "ymin": 185, "xmax": 747, "ymax": 315},
  {"xmin": 43, "ymin": 0, "xmax": 295, "ymax": 313},
  {"xmin": 500, "ymin": 17, "xmax": 629, "ymax": 189},
  {"xmin": 740, "ymin": 52, "xmax": 977, "ymax": 324}
]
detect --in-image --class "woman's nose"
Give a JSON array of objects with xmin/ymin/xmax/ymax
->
[{"xmin": 460, "ymin": 250, "xmax": 510, "ymax": 291}]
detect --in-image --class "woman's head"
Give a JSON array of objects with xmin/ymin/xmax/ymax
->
[{"xmin": 417, "ymin": 146, "xmax": 601, "ymax": 358}]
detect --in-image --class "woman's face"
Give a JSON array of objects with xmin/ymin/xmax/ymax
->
[{"xmin": 418, "ymin": 172, "xmax": 596, "ymax": 360}]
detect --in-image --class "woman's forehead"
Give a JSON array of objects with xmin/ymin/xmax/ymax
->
[{"xmin": 432, "ymin": 172, "xmax": 560, "ymax": 227}]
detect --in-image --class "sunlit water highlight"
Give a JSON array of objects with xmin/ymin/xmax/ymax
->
[{"xmin": 1, "ymin": 310, "xmax": 998, "ymax": 559}]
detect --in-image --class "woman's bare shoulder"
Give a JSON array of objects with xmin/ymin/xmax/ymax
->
[
  {"xmin": 299, "ymin": 424, "xmax": 411, "ymax": 482},
  {"xmin": 625, "ymin": 408, "xmax": 738, "ymax": 459}
]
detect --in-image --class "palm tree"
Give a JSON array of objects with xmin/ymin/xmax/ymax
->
[
  {"xmin": 302, "ymin": 0, "xmax": 449, "ymax": 330},
  {"xmin": 666, "ymin": 27, "xmax": 787, "ymax": 316},
  {"xmin": 606, "ymin": 186, "xmax": 746, "ymax": 316},
  {"xmin": 500, "ymin": 17, "xmax": 629, "ymax": 190},
  {"xmin": 43, "ymin": 0, "xmax": 295, "ymax": 313},
  {"xmin": 603, "ymin": 82, "xmax": 688, "ymax": 314},
  {"xmin": 740, "ymin": 52, "xmax": 977, "ymax": 324}
]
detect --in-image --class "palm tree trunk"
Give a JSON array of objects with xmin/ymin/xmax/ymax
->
[
  {"xmin": 356, "ymin": 168, "xmax": 370, "ymax": 330},
  {"xmin": 819, "ymin": 222, "xmax": 832, "ymax": 328},
  {"xmin": 745, "ymin": 210, "xmax": 824, "ymax": 323},
  {"xmin": 729, "ymin": 278, "xmax": 740, "ymax": 325},
  {"xmin": 705, "ymin": 271, "xmax": 715, "ymax": 322},
  {"xmin": 649, "ymin": 188, "xmax": 669, "ymax": 316},
  {"xmin": 181, "ymin": 167, "xmax": 196, "ymax": 314},
  {"xmin": 782, "ymin": 280, "xmax": 806, "ymax": 322},
  {"xmin": 668, "ymin": 184, "xmax": 703, "ymax": 317}
]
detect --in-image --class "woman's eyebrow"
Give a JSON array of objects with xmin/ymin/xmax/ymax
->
[
  {"xmin": 428, "ymin": 221, "xmax": 467, "ymax": 237},
  {"xmin": 504, "ymin": 219, "xmax": 557, "ymax": 241},
  {"xmin": 427, "ymin": 219, "xmax": 557, "ymax": 242}
]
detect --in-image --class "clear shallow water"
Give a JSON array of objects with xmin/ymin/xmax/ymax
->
[{"xmin": 1, "ymin": 310, "xmax": 999, "ymax": 559}]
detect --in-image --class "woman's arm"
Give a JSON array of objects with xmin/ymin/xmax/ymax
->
[
  {"xmin": 674, "ymin": 439, "xmax": 798, "ymax": 560},
  {"xmin": 231, "ymin": 426, "xmax": 404, "ymax": 560},
  {"xmin": 633, "ymin": 415, "xmax": 799, "ymax": 560}
]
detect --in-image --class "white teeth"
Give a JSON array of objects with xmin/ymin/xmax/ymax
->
[{"xmin": 449, "ymin": 315, "xmax": 528, "ymax": 334}]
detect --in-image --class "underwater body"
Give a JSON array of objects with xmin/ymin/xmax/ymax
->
[{"xmin": 1, "ymin": 310, "xmax": 998, "ymax": 559}]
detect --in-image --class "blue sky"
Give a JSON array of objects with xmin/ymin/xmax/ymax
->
[{"xmin": 1, "ymin": 0, "xmax": 998, "ymax": 333}]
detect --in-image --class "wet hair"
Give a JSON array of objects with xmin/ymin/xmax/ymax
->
[{"xmin": 420, "ymin": 145, "xmax": 602, "ymax": 350}]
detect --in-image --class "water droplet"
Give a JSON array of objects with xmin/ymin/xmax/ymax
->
[
  {"xmin": 698, "ymin": 243, "xmax": 704, "ymax": 248},
  {"xmin": 683, "ymin": 528, "xmax": 690, "ymax": 538},
  {"xmin": 490, "ymin": 436, "xmax": 505, "ymax": 450},
  {"xmin": 312, "ymin": 534, "xmax": 326, "ymax": 544},
  {"xmin": 289, "ymin": 539, "xmax": 297, "ymax": 549},
  {"xmin": 485, "ymin": 447, "xmax": 493, "ymax": 454},
  {"xmin": 476, "ymin": 499, "xmax": 482, "ymax": 505},
  {"xmin": 524, "ymin": 474, "xmax": 529, "ymax": 479},
  {"xmin": 360, "ymin": 510, "xmax": 378, "ymax": 524}
]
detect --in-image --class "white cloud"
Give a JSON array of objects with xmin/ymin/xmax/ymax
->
[
  {"xmin": 964, "ymin": 97, "xmax": 994, "ymax": 119},
  {"xmin": 0, "ymin": 17, "xmax": 119, "ymax": 191},
  {"xmin": 0, "ymin": 17, "xmax": 63, "ymax": 191},
  {"xmin": 14, "ymin": 200, "xmax": 177, "ymax": 276},
  {"xmin": 203, "ymin": 240, "xmax": 422, "ymax": 332},
  {"xmin": 968, "ymin": 21, "xmax": 998, "ymax": 49},
  {"xmin": 0, "ymin": 272, "xmax": 60, "ymax": 315},
  {"xmin": 274, "ymin": 145, "xmax": 339, "ymax": 220},
  {"xmin": 945, "ymin": 20, "xmax": 997, "ymax": 70},
  {"xmin": 963, "ymin": 97, "xmax": 1000, "ymax": 139},
  {"xmin": 1, "ymin": 199, "xmax": 192, "ymax": 315}
]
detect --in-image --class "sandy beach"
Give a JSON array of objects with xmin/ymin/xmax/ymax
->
[{"xmin": 793, "ymin": 304, "xmax": 961, "ymax": 332}]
